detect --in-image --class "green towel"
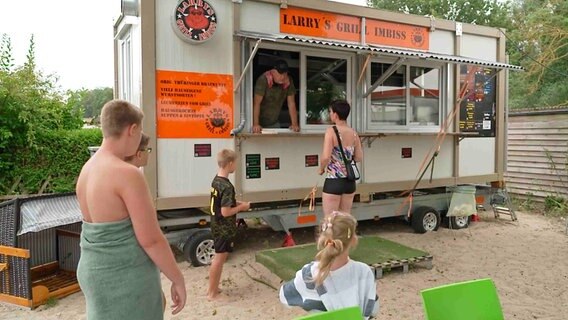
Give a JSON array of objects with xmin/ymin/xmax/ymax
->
[{"xmin": 77, "ymin": 218, "xmax": 163, "ymax": 320}]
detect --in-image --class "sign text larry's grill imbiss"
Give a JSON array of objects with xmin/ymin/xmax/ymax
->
[{"xmin": 280, "ymin": 7, "xmax": 429, "ymax": 51}]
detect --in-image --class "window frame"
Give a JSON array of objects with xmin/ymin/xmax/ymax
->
[
  {"xmin": 245, "ymin": 41, "xmax": 356, "ymax": 133},
  {"xmin": 119, "ymin": 34, "xmax": 132, "ymax": 101},
  {"xmin": 300, "ymin": 50, "xmax": 354, "ymax": 132},
  {"xmin": 365, "ymin": 58, "xmax": 447, "ymax": 133}
]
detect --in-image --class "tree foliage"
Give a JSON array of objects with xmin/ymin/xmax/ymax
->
[
  {"xmin": 0, "ymin": 34, "xmax": 93, "ymax": 195},
  {"xmin": 508, "ymin": 0, "xmax": 568, "ymax": 108},
  {"xmin": 68, "ymin": 87, "xmax": 113, "ymax": 119},
  {"xmin": 367, "ymin": 0, "xmax": 512, "ymax": 29},
  {"xmin": 368, "ymin": 0, "xmax": 568, "ymax": 109}
]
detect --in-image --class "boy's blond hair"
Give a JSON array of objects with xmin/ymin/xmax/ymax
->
[
  {"xmin": 101, "ymin": 99, "xmax": 144, "ymax": 138},
  {"xmin": 217, "ymin": 149, "xmax": 237, "ymax": 168},
  {"xmin": 125, "ymin": 133, "xmax": 150, "ymax": 162}
]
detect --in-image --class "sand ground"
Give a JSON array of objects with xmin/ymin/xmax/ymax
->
[{"xmin": 1, "ymin": 211, "xmax": 567, "ymax": 320}]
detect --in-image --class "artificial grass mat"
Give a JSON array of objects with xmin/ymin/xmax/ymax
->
[{"xmin": 255, "ymin": 236, "xmax": 429, "ymax": 281}]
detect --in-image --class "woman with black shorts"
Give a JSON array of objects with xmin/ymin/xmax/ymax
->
[{"xmin": 318, "ymin": 100, "xmax": 363, "ymax": 217}]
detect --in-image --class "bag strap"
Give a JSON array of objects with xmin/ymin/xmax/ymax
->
[{"xmin": 332, "ymin": 125, "xmax": 351, "ymax": 169}]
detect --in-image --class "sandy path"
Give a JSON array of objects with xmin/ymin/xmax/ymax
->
[{"xmin": 1, "ymin": 211, "xmax": 567, "ymax": 320}]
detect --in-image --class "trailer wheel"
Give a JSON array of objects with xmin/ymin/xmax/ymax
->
[
  {"xmin": 183, "ymin": 230, "xmax": 215, "ymax": 267},
  {"xmin": 448, "ymin": 216, "xmax": 470, "ymax": 229},
  {"xmin": 411, "ymin": 207, "xmax": 441, "ymax": 234}
]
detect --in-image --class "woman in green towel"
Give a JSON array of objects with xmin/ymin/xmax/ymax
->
[{"xmin": 76, "ymin": 100, "xmax": 186, "ymax": 320}]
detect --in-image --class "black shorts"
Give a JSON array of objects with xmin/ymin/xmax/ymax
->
[
  {"xmin": 213, "ymin": 237, "xmax": 234, "ymax": 253},
  {"xmin": 323, "ymin": 178, "xmax": 356, "ymax": 195}
]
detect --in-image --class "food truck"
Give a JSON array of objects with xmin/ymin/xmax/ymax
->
[{"xmin": 113, "ymin": 0, "xmax": 521, "ymax": 265}]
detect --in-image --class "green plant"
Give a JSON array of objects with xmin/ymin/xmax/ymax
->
[
  {"xmin": 520, "ymin": 193, "xmax": 536, "ymax": 211},
  {"xmin": 0, "ymin": 34, "xmax": 93, "ymax": 196},
  {"xmin": 544, "ymin": 196, "xmax": 567, "ymax": 217},
  {"xmin": 44, "ymin": 297, "xmax": 58, "ymax": 309},
  {"xmin": 306, "ymin": 80, "xmax": 344, "ymax": 124},
  {"xmin": 1, "ymin": 128, "xmax": 102, "ymax": 195}
]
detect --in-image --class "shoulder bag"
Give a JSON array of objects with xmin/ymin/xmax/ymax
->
[{"xmin": 332, "ymin": 125, "xmax": 360, "ymax": 181}]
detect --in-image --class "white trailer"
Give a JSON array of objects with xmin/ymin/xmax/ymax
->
[{"xmin": 113, "ymin": 0, "xmax": 520, "ymax": 265}]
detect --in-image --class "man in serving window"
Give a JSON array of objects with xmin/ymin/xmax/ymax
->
[{"xmin": 252, "ymin": 59, "xmax": 300, "ymax": 133}]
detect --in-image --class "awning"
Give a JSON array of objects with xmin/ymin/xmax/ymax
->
[
  {"xmin": 235, "ymin": 31, "xmax": 523, "ymax": 71},
  {"xmin": 18, "ymin": 193, "xmax": 82, "ymax": 235}
]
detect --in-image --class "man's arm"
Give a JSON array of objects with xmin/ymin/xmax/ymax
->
[
  {"xmin": 252, "ymin": 94, "xmax": 263, "ymax": 133},
  {"xmin": 287, "ymin": 94, "xmax": 300, "ymax": 132}
]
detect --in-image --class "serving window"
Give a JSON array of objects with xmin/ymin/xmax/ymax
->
[
  {"xmin": 303, "ymin": 52, "xmax": 351, "ymax": 128},
  {"xmin": 247, "ymin": 42, "xmax": 354, "ymax": 133},
  {"xmin": 367, "ymin": 60, "xmax": 444, "ymax": 131}
]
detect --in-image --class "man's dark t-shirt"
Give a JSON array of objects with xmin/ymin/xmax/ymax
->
[
  {"xmin": 210, "ymin": 175, "xmax": 237, "ymax": 239},
  {"xmin": 254, "ymin": 75, "xmax": 296, "ymax": 127}
]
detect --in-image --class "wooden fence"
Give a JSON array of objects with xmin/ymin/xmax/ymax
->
[{"xmin": 506, "ymin": 108, "xmax": 568, "ymax": 201}]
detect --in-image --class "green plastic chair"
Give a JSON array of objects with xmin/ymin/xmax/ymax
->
[
  {"xmin": 421, "ymin": 278, "xmax": 504, "ymax": 320},
  {"xmin": 294, "ymin": 306, "xmax": 363, "ymax": 320}
]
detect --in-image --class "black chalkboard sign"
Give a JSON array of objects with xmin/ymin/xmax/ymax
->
[{"xmin": 459, "ymin": 66, "xmax": 496, "ymax": 137}]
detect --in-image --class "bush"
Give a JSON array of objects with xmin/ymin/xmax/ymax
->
[
  {"xmin": 544, "ymin": 196, "xmax": 567, "ymax": 217},
  {"xmin": 1, "ymin": 128, "xmax": 102, "ymax": 194}
]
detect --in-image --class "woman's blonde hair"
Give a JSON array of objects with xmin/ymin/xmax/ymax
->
[{"xmin": 314, "ymin": 212, "xmax": 358, "ymax": 286}]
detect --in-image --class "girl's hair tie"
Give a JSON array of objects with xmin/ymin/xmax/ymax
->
[
  {"xmin": 326, "ymin": 239, "xmax": 335, "ymax": 247},
  {"xmin": 321, "ymin": 217, "xmax": 333, "ymax": 232}
]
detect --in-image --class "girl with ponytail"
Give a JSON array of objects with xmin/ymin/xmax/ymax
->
[{"xmin": 279, "ymin": 212, "xmax": 379, "ymax": 319}]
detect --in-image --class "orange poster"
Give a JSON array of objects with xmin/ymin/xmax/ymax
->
[
  {"xmin": 280, "ymin": 7, "xmax": 429, "ymax": 50},
  {"xmin": 280, "ymin": 7, "xmax": 361, "ymax": 43},
  {"xmin": 156, "ymin": 70, "xmax": 233, "ymax": 139},
  {"xmin": 365, "ymin": 19, "xmax": 429, "ymax": 50}
]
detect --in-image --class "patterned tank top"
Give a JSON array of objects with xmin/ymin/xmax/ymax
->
[{"xmin": 326, "ymin": 130, "xmax": 355, "ymax": 179}]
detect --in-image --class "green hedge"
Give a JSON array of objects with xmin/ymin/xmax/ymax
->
[{"xmin": 1, "ymin": 128, "xmax": 102, "ymax": 195}]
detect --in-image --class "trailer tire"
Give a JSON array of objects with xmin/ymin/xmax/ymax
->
[
  {"xmin": 183, "ymin": 230, "xmax": 215, "ymax": 267},
  {"xmin": 411, "ymin": 207, "xmax": 441, "ymax": 234},
  {"xmin": 448, "ymin": 216, "xmax": 470, "ymax": 229}
]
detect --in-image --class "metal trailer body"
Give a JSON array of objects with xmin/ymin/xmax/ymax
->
[{"xmin": 112, "ymin": 0, "xmax": 519, "ymax": 265}]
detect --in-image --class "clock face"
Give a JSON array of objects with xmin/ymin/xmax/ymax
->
[{"xmin": 172, "ymin": 0, "xmax": 218, "ymax": 44}]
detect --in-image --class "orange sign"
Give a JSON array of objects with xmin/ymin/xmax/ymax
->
[
  {"xmin": 366, "ymin": 19, "xmax": 429, "ymax": 51},
  {"xmin": 280, "ymin": 7, "xmax": 361, "ymax": 43},
  {"xmin": 280, "ymin": 7, "xmax": 429, "ymax": 50},
  {"xmin": 156, "ymin": 70, "xmax": 233, "ymax": 138}
]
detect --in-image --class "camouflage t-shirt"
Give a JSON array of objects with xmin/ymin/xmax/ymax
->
[
  {"xmin": 210, "ymin": 175, "xmax": 237, "ymax": 239},
  {"xmin": 254, "ymin": 75, "xmax": 296, "ymax": 127}
]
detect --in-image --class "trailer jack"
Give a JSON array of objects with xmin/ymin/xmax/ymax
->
[{"xmin": 282, "ymin": 232, "xmax": 296, "ymax": 247}]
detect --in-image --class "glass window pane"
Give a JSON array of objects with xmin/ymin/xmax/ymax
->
[
  {"xmin": 409, "ymin": 66, "xmax": 440, "ymax": 126},
  {"xmin": 306, "ymin": 56, "xmax": 347, "ymax": 125},
  {"xmin": 370, "ymin": 62, "xmax": 406, "ymax": 126}
]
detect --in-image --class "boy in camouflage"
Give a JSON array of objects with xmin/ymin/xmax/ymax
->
[{"xmin": 207, "ymin": 149, "xmax": 250, "ymax": 300}]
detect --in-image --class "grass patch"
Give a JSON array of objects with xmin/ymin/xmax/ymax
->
[{"xmin": 256, "ymin": 236, "xmax": 429, "ymax": 281}]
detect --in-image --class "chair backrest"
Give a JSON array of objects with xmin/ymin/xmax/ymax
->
[
  {"xmin": 295, "ymin": 306, "xmax": 363, "ymax": 320},
  {"xmin": 421, "ymin": 278, "xmax": 504, "ymax": 320}
]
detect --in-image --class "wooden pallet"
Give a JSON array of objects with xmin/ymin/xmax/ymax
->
[
  {"xmin": 29, "ymin": 262, "xmax": 80, "ymax": 307},
  {"xmin": 33, "ymin": 270, "xmax": 77, "ymax": 292},
  {"xmin": 371, "ymin": 255, "xmax": 434, "ymax": 279}
]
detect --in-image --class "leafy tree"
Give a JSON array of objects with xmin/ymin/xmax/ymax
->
[
  {"xmin": 0, "ymin": 34, "xmax": 14, "ymax": 72},
  {"xmin": 68, "ymin": 87, "xmax": 113, "ymax": 119},
  {"xmin": 0, "ymin": 34, "xmax": 86, "ymax": 194},
  {"xmin": 367, "ymin": 0, "xmax": 513, "ymax": 30},
  {"xmin": 508, "ymin": 0, "xmax": 568, "ymax": 108}
]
